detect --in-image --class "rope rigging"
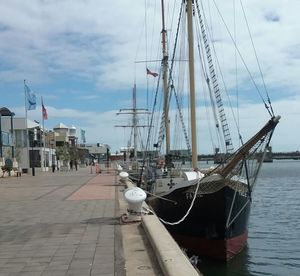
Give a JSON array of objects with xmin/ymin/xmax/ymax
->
[
  {"xmin": 156, "ymin": 1, "xmax": 192, "ymax": 154},
  {"xmin": 210, "ymin": 0, "xmax": 274, "ymax": 118},
  {"xmin": 195, "ymin": 0, "xmax": 234, "ymax": 154},
  {"xmin": 167, "ymin": 1, "xmax": 192, "ymax": 155},
  {"xmin": 142, "ymin": 0, "xmax": 276, "ymax": 163},
  {"xmin": 138, "ymin": 69, "xmax": 162, "ymax": 186},
  {"xmin": 239, "ymin": 0, "xmax": 274, "ymax": 117},
  {"xmin": 197, "ymin": 0, "xmax": 244, "ymax": 148}
]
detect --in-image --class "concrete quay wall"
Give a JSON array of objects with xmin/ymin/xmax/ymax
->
[{"xmin": 122, "ymin": 179, "xmax": 201, "ymax": 276}]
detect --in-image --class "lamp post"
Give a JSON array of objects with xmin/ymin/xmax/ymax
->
[
  {"xmin": 30, "ymin": 129, "xmax": 37, "ymax": 176},
  {"xmin": 50, "ymin": 139, "xmax": 55, "ymax": 172},
  {"xmin": 34, "ymin": 120, "xmax": 42, "ymax": 170},
  {"xmin": 106, "ymin": 147, "xmax": 110, "ymax": 168}
]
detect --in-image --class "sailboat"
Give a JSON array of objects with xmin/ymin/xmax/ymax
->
[{"xmin": 142, "ymin": 0, "xmax": 280, "ymax": 260}]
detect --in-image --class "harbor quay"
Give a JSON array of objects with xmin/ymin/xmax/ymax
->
[{"xmin": 0, "ymin": 165, "xmax": 199, "ymax": 276}]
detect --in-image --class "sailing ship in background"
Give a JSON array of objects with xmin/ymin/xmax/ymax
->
[
  {"xmin": 115, "ymin": 84, "xmax": 150, "ymax": 181},
  {"xmin": 138, "ymin": 0, "xmax": 280, "ymax": 260}
]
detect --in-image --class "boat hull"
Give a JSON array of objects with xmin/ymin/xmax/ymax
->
[
  {"xmin": 147, "ymin": 185, "xmax": 251, "ymax": 260},
  {"xmin": 172, "ymin": 229, "xmax": 248, "ymax": 260}
]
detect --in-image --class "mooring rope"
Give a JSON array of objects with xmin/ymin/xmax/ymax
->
[
  {"xmin": 156, "ymin": 177, "xmax": 201, "ymax": 225},
  {"xmin": 145, "ymin": 190, "xmax": 178, "ymax": 204}
]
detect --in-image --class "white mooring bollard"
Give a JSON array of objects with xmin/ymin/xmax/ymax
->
[
  {"xmin": 123, "ymin": 187, "xmax": 147, "ymax": 222},
  {"xmin": 119, "ymin": 171, "xmax": 129, "ymax": 183}
]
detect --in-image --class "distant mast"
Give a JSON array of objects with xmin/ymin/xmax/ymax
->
[
  {"xmin": 160, "ymin": 0, "xmax": 170, "ymax": 156},
  {"xmin": 133, "ymin": 84, "xmax": 137, "ymax": 160},
  {"xmin": 115, "ymin": 85, "xmax": 149, "ymax": 160},
  {"xmin": 187, "ymin": 0, "xmax": 198, "ymax": 168}
]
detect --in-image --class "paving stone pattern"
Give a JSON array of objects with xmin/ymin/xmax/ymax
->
[{"xmin": 0, "ymin": 168, "xmax": 120, "ymax": 276}]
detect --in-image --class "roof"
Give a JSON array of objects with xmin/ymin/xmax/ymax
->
[
  {"xmin": 53, "ymin": 122, "xmax": 68, "ymax": 129},
  {"xmin": 0, "ymin": 107, "xmax": 15, "ymax": 116}
]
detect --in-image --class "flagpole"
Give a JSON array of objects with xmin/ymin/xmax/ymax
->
[
  {"xmin": 42, "ymin": 114, "xmax": 46, "ymax": 172},
  {"xmin": 24, "ymin": 79, "xmax": 30, "ymax": 173},
  {"xmin": 41, "ymin": 97, "xmax": 45, "ymax": 172}
]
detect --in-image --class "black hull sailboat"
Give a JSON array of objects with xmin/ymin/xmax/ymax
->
[
  {"xmin": 147, "ymin": 116, "xmax": 280, "ymax": 260},
  {"xmin": 148, "ymin": 185, "xmax": 250, "ymax": 260}
]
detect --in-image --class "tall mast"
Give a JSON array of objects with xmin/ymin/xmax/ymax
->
[
  {"xmin": 187, "ymin": 0, "xmax": 198, "ymax": 168},
  {"xmin": 160, "ymin": 0, "xmax": 170, "ymax": 155},
  {"xmin": 133, "ymin": 84, "xmax": 137, "ymax": 160}
]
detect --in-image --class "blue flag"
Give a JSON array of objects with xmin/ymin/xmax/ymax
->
[
  {"xmin": 25, "ymin": 84, "xmax": 36, "ymax": 110},
  {"xmin": 81, "ymin": 129, "xmax": 86, "ymax": 143}
]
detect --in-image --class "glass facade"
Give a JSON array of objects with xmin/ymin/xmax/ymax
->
[{"xmin": 1, "ymin": 131, "xmax": 12, "ymax": 146}]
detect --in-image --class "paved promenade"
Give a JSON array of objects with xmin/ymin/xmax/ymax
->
[{"xmin": 0, "ymin": 166, "xmax": 161, "ymax": 276}]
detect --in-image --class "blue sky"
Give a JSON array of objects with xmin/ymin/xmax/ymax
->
[{"xmin": 0, "ymin": 0, "xmax": 300, "ymax": 153}]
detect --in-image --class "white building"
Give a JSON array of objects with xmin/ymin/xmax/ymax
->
[
  {"xmin": 1, "ymin": 116, "xmax": 54, "ymax": 172},
  {"xmin": 1, "ymin": 113, "xmax": 111, "ymax": 173}
]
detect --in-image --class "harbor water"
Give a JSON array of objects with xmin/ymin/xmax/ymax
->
[{"xmin": 196, "ymin": 160, "xmax": 300, "ymax": 276}]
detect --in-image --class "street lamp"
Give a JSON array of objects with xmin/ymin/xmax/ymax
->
[
  {"xmin": 30, "ymin": 129, "xmax": 37, "ymax": 176},
  {"xmin": 50, "ymin": 139, "xmax": 55, "ymax": 172}
]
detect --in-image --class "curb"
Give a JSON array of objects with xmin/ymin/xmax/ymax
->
[
  {"xmin": 142, "ymin": 215, "xmax": 201, "ymax": 276},
  {"xmin": 123, "ymin": 179, "xmax": 201, "ymax": 276}
]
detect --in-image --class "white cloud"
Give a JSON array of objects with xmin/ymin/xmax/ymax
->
[
  {"xmin": 10, "ymin": 91, "xmax": 298, "ymax": 154},
  {"xmin": 0, "ymin": 0, "xmax": 299, "ymax": 153}
]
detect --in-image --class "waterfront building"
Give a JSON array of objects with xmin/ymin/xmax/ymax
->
[
  {"xmin": 78, "ymin": 143, "xmax": 110, "ymax": 165},
  {"xmin": 1, "ymin": 115, "xmax": 111, "ymax": 174},
  {"xmin": 1, "ymin": 116, "xmax": 54, "ymax": 173}
]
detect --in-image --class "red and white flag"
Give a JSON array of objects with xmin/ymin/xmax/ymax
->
[
  {"xmin": 146, "ymin": 67, "xmax": 159, "ymax": 77},
  {"xmin": 41, "ymin": 97, "xmax": 48, "ymax": 120}
]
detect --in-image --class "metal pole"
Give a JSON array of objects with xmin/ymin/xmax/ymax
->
[
  {"xmin": 24, "ymin": 80, "xmax": 30, "ymax": 172},
  {"xmin": 0, "ymin": 114, "xmax": 2, "ymax": 158},
  {"xmin": 51, "ymin": 143, "xmax": 55, "ymax": 173},
  {"xmin": 31, "ymin": 132, "xmax": 35, "ymax": 176},
  {"xmin": 10, "ymin": 114, "xmax": 15, "ymax": 158},
  {"xmin": 41, "ymin": 120, "xmax": 45, "ymax": 172}
]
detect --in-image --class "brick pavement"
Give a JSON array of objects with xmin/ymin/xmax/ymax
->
[{"xmin": 0, "ymin": 167, "xmax": 123, "ymax": 276}]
